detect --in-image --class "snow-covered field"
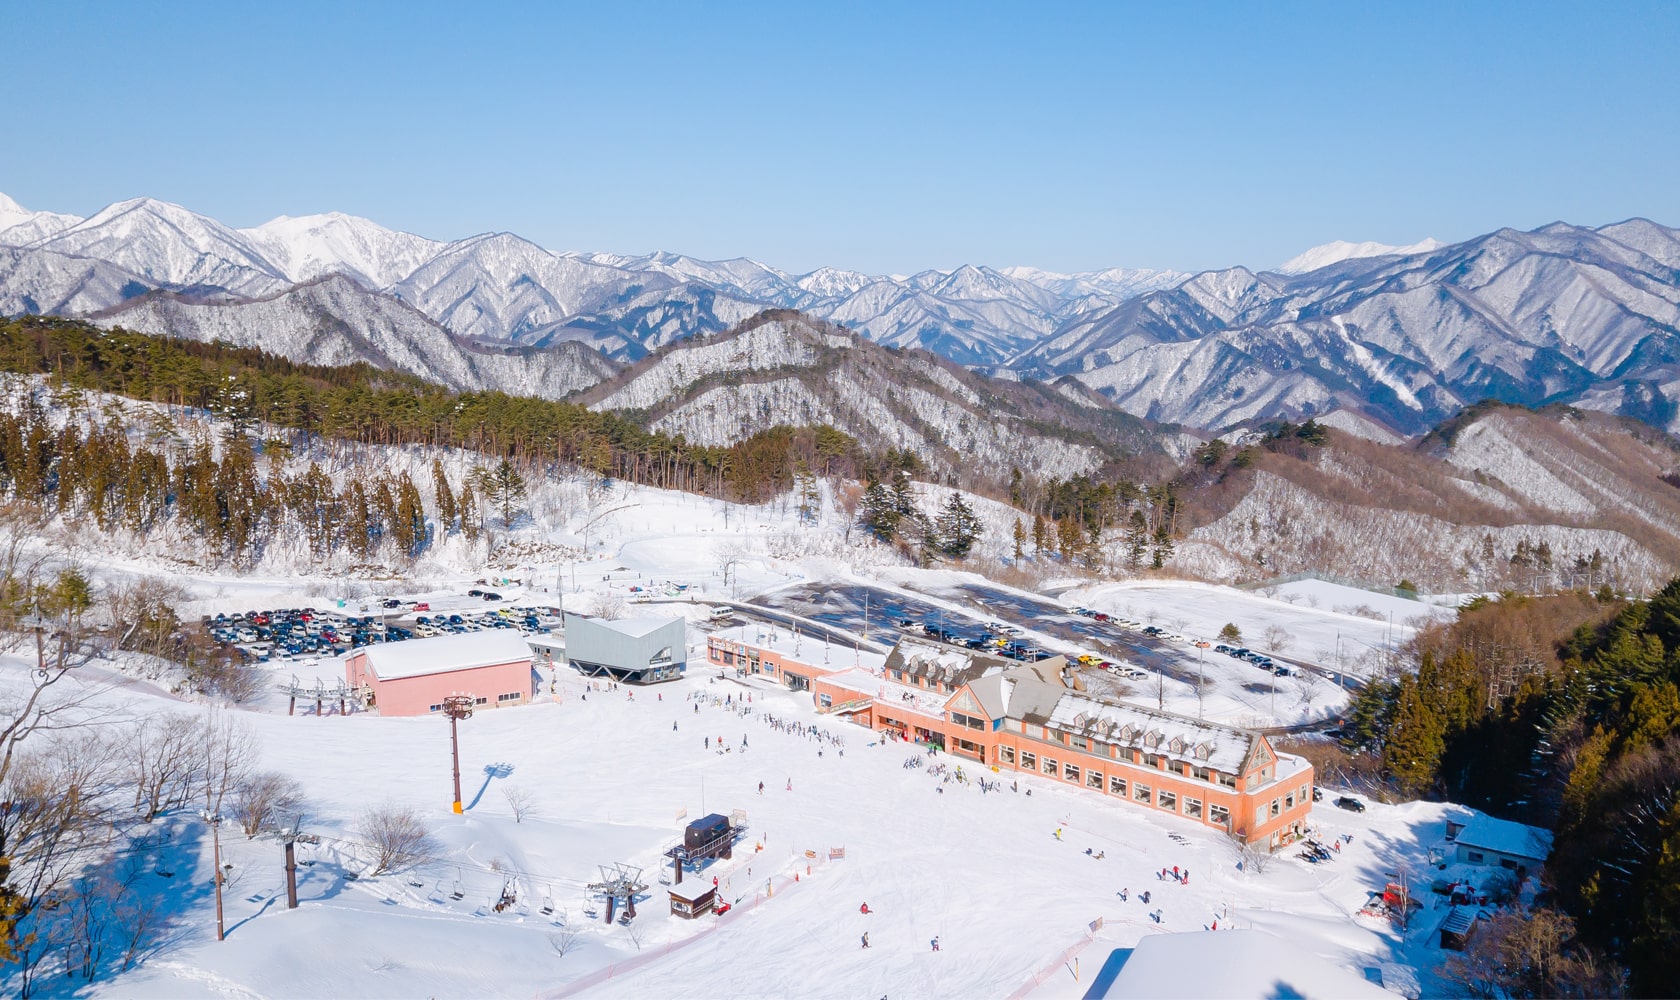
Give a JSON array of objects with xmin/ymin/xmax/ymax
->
[{"xmin": 10, "ymin": 648, "xmax": 1477, "ymax": 1000}]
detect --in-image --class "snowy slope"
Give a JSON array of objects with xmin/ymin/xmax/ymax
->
[
  {"xmin": 0, "ymin": 246, "xmax": 155, "ymax": 316},
  {"xmin": 23, "ymin": 197, "xmax": 291, "ymax": 296},
  {"xmin": 1274, "ymin": 237, "xmax": 1444, "ymax": 275},
  {"xmin": 0, "ymin": 191, "xmax": 83, "ymax": 245},
  {"xmin": 1021, "ymin": 222, "xmax": 1680, "ymax": 435},
  {"xmin": 392, "ymin": 233, "xmax": 685, "ymax": 345},
  {"xmin": 94, "ymin": 275, "xmax": 619, "ymax": 400},
  {"xmin": 241, "ymin": 212, "xmax": 445, "ymax": 287},
  {"xmin": 580, "ymin": 312, "xmax": 1159, "ymax": 480}
]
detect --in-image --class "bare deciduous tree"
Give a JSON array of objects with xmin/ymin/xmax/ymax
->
[
  {"xmin": 356, "ymin": 803, "xmax": 438, "ymax": 876},
  {"xmin": 1294, "ymin": 671, "xmax": 1324, "ymax": 710},
  {"xmin": 502, "ymin": 784, "xmax": 536, "ymax": 823},
  {"xmin": 590, "ymin": 593, "xmax": 626, "ymax": 621},
  {"xmin": 1262, "ymin": 624, "xmax": 1293, "ymax": 655},
  {"xmin": 548, "ymin": 923, "xmax": 578, "ymax": 957},
  {"xmin": 126, "ymin": 714, "xmax": 204, "ymax": 822},
  {"xmin": 198, "ymin": 710, "xmax": 259, "ymax": 817},
  {"xmin": 230, "ymin": 771, "xmax": 306, "ymax": 839},
  {"xmin": 1229, "ymin": 833, "xmax": 1274, "ymax": 875}
]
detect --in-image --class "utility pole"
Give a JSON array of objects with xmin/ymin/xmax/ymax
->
[{"xmin": 443, "ymin": 694, "xmax": 475, "ymax": 814}]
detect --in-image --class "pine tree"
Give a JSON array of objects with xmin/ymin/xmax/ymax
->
[
  {"xmin": 1012, "ymin": 517, "xmax": 1026, "ymax": 560},
  {"xmin": 1125, "ymin": 510, "xmax": 1149, "ymax": 569},
  {"xmin": 1031, "ymin": 513, "xmax": 1048, "ymax": 555},
  {"xmin": 458, "ymin": 480, "xmax": 481, "ymax": 541},
  {"xmin": 432, "ymin": 458, "xmax": 457, "ymax": 535},
  {"xmin": 934, "ymin": 493, "xmax": 982, "ymax": 558},
  {"xmin": 1383, "ymin": 674, "xmax": 1446, "ymax": 796},
  {"xmin": 858, "ymin": 481, "xmax": 901, "ymax": 541},
  {"xmin": 1150, "ymin": 524, "xmax": 1174, "ymax": 569},
  {"xmin": 396, "ymin": 472, "xmax": 427, "ymax": 559},
  {"xmin": 481, "ymin": 459, "xmax": 527, "ymax": 527},
  {"xmin": 794, "ymin": 460, "xmax": 819, "ymax": 526}
]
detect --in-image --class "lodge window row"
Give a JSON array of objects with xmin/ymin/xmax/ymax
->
[
  {"xmin": 425, "ymin": 692, "xmax": 520, "ymax": 713},
  {"xmin": 997, "ymin": 740, "xmax": 1238, "ymax": 789},
  {"xmin": 1003, "ymin": 747, "xmax": 1233, "ymax": 827}
]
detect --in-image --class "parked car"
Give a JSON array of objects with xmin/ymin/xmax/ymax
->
[{"xmin": 1334, "ymin": 796, "xmax": 1366, "ymax": 813}]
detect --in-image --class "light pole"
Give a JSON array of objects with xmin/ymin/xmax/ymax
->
[
  {"xmin": 1197, "ymin": 645, "xmax": 1205, "ymax": 719},
  {"xmin": 204, "ymin": 809, "xmax": 226, "ymax": 941},
  {"xmin": 442, "ymin": 695, "xmax": 475, "ymax": 814}
]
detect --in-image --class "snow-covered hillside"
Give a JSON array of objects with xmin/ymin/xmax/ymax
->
[
  {"xmin": 581, "ymin": 313, "xmax": 1137, "ymax": 481},
  {"xmin": 94, "ymin": 276, "xmax": 619, "ymax": 400},
  {"xmin": 1022, "ymin": 221, "xmax": 1680, "ymax": 435},
  {"xmin": 242, "ymin": 212, "xmax": 446, "ymax": 288}
]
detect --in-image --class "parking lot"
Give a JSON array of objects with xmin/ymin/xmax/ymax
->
[{"xmin": 202, "ymin": 594, "xmax": 561, "ymax": 665}]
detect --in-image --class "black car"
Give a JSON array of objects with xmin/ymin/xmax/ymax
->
[
  {"xmin": 468, "ymin": 589, "xmax": 484, "ymax": 598},
  {"xmin": 1334, "ymin": 796, "xmax": 1365, "ymax": 813}
]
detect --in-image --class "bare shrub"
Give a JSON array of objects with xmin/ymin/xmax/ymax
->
[
  {"xmin": 590, "ymin": 593, "xmax": 626, "ymax": 621},
  {"xmin": 1261, "ymin": 624, "xmax": 1293, "ymax": 655},
  {"xmin": 502, "ymin": 784, "xmax": 536, "ymax": 823},
  {"xmin": 231, "ymin": 771, "xmax": 306, "ymax": 838},
  {"xmin": 1229, "ymin": 833, "xmax": 1274, "ymax": 874},
  {"xmin": 548, "ymin": 925, "xmax": 578, "ymax": 958},
  {"xmin": 356, "ymin": 803, "xmax": 439, "ymax": 876}
]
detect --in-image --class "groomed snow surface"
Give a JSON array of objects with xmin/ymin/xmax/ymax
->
[{"xmin": 17, "ymin": 626, "xmax": 1463, "ymax": 999}]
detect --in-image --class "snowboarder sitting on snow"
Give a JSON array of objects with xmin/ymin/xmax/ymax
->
[
  {"xmin": 860, "ymin": 902, "xmax": 871, "ymax": 915},
  {"xmin": 861, "ymin": 932, "xmax": 870, "ymax": 949}
]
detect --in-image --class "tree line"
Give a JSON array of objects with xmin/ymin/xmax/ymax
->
[
  {"xmin": 0, "ymin": 316, "xmax": 863, "ymax": 506},
  {"xmin": 1006, "ymin": 468, "xmax": 1177, "ymax": 569},
  {"xmin": 1342, "ymin": 583, "xmax": 1680, "ymax": 994}
]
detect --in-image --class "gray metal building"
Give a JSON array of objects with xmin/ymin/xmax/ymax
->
[{"xmin": 564, "ymin": 614, "xmax": 686, "ymax": 684}]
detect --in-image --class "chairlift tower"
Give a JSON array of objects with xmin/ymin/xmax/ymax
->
[
  {"xmin": 442, "ymin": 694, "xmax": 475, "ymax": 814},
  {"xmin": 586, "ymin": 863, "xmax": 647, "ymax": 924}
]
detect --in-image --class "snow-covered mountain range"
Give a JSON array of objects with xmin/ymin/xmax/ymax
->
[
  {"xmin": 1023, "ymin": 221, "xmax": 1680, "ymax": 435},
  {"xmin": 576, "ymin": 311, "xmax": 1170, "ymax": 482},
  {"xmin": 3, "ymin": 190, "xmax": 1678, "ymax": 439},
  {"xmin": 0, "ymin": 192, "xmax": 1186, "ymax": 368}
]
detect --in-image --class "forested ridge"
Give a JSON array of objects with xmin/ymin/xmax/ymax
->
[
  {"xmin": 0, "ymin": 315, "xmax": 868, "ymax": 499},
  {"xmin": 1343, "ymin": 585, "xmax": 1680, "ymax": 993}
]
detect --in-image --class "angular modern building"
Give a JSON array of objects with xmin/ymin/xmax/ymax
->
[{"xmin": 565, "ymin": 614, "xmax": 686, "ymax": 684}]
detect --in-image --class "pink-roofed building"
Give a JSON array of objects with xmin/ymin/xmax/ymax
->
[{"xmin": 345, "ymin": 631, "xmax": 536, "ymax": 717}]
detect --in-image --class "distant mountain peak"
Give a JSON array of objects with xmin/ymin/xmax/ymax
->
[{"xmin": 1275, "ymin": 237, "xmax": 1444, "ymax": 275}]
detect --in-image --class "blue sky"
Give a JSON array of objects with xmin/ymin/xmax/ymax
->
[{"xmin": 2, "ymin": 1, "xmax": 1676, "ymax": 274}]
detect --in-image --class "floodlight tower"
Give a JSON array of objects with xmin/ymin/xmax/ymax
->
[{"xmin": 442, "ymin": 694, "xmax": 476, "ymax": 814}]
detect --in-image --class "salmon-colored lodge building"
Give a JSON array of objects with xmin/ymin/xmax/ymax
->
[
  {"xmin": 707, "ymin": 630, "xmax": 1313, "ymax": 849},
  {"xmin": 346, "ymin": 630, "xmax": 536, "ymax": 717}
]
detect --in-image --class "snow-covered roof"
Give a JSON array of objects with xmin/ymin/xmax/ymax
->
[
  {"xmin": 1042, "ymin": 692, "xmax": 1256, "ymax": 774},
  {"xmin": 884, "ymin": 637, "xmax": 1012, "ymax": 688},
  {"xmin": 1094, "ymin": 929, "xmax": 1395, "ymax": 999},
  {"xmin": 590, "ymin": 615, "xmax": 683, "ymax": 639},
  {"xmin": 1455, "ymin": 814, "xmax": 1553, "ymax": 862},
  {"xmin": 820, "ymin": 668, "xmax": 946, "ymax": 719},
  {"xmin": 709, "ymin": 624, "xmax": 886, "ymax": 673},
  {"xmin": 360, "ymin": 631, "xmax": 532, "ymax": 681}
]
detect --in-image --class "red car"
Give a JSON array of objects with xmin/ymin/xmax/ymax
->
[{"xmin": 414, "ymin": 602, "xmax": 430, "ymax": 612}]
